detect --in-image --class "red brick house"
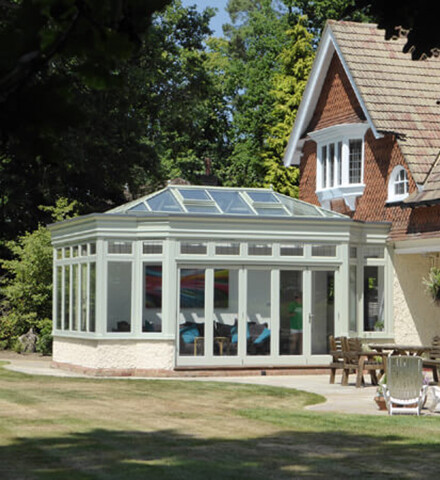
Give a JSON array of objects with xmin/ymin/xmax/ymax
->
[{"xmin": 284, "ymin": 21, "xmax": 440, "ymax": 343}]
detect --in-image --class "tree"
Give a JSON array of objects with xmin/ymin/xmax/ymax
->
[
  {"xmin": 0, "ymin": 199, "xmax": 79, "ymax": 353},
  {"xmin": 349, "ymin": 0, "xmax": 440, "ymax": 59},
  {"xmin": 0, "ymin": 0, "xmax": 229, "ymax": 242},
  {"xmin": 291, "ymin": 0, "xmax": 372, "ymax": 38},
  {"xmin": 263, "ymin": 17, "xmax": 314, "ymax": 196},
  {"xmin": 212, "ymin": 0, "xmax": 293, "ymax": 187}
]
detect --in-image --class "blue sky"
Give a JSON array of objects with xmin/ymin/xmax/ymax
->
[{"xmin": 181, "ymin": 0, "xmax": 230, "ymax": 37}]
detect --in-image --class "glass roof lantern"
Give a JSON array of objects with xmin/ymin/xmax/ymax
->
[{"xmin": 107, "ymin": 185, "xmax": 347, "ymax": 219}]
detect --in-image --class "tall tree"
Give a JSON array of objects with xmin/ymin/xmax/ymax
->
[
  {"xmin": 213, "ymin": 0, "xmax": 293, "ymax": 187},
  {"xmin": 262, "ymin": 17, "xmax": 314, "ymax": 197}
]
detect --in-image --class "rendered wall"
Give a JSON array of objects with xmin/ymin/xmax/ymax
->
[
  {"xmin": 53, "ymin": 337, "xmax": 175, "ymax": 374},
  {"xmin": 393, "ymin": 253, "xmax": 440, "ymax": 344}
]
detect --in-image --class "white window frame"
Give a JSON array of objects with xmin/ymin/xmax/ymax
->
[
  {"xmin": 387, "ymin": 165, "xmax": 409, "ymax": 203},
  {"xmin": 309, "ymin": 123, "xmax": 369, "ymax": 210}
]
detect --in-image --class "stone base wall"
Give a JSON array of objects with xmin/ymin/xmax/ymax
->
[
  {"xmin": 53, "ymin": 337, "xmax": 175, "ymax": 374},
  {"xmin": 393, "ymin": 253, "xmax": 440, "ymax": 344}
]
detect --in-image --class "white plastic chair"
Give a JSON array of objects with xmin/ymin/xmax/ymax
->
[{"xmin": 382, "ymin": 356, "xmax": 427, "ymax": 416}]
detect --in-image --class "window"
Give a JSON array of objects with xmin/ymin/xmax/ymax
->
[
  {"xmin": 248, "ymin": 243, "xmax": 272, "ymax": 256},
  {"xmin": 388, "ymin": 166, "xmax": 409, "ymax": 202},
  {"xmin": 143, "ymin": 241, "xmax": 163, "ymax": 255},
  {"xmin": 216, "ymin": 242, "xmax": 240, "ymax": 255},
  {"xmin": 107, "ymin": 262, "xmax": 132, "ymax": 332},
  {"xmin": 108, "ymin": 241, "xmax": 132, "ymax": 254},
  {"xmin": 363, "ymin": 266, "xmax": 385, "ymax": 332},
  {"xmin": 309, "ymin": 123, "xmax": 369, "ymax": 211},
  {"xmin": 349, "ymin": 140, "xmax": 362, "ymax": 184},
  {"xmin": 144, "ymin": 265, "xmax": 162, "ymax": 332},
  {"xmin": 181, "ymin": 242, "xmax": 207, "ymax": 254}
]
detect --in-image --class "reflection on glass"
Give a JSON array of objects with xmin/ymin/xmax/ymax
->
[
  {"xmin": 364, "ymin": 266, "xmax": 384, "ymax": 331},
  {"xmin": 208, "ymin": 190, "xmax": 253, "ymax": 215},
  {"xmin": 213, "ymin": 269, "xmax": 238, "ymax": 357},
  {"xmin": 279, "ymin": 271, "xmax": 303, "ymax": 356},
  {"xmin": 56, "ymin": 267, "xmax": 62, "ymax": 329},
  {"xmin": 179, "ymin": 269, "xmax": 205, "ymax": 356},
  {"xmin": 72, "ymin": 264, "xmax": 78, "ymax": 330},
  {"xmin": 247, "ymin": 270, "xmax": 271, "ymax": 356},
  {"xmin": 147, "ymin": 190, "xmax": 183, "ymax": 212},
  {"xmin": 89, "ymin": 263, "xmax": 96, "ymax": 332},
  {"xmin": 144, "ymin": 265, "xmax": 162, "ymax": 332},
  {"xmin": 107, "ymin": 262, "xmax": 132, "ymax": 332},
  {"xmin": 311, "ymin": 271, "xmax": 334, "ymax": 355},
  {"xmin": 64, "ymin": 266, "xmax": 70, "ymax": 330},
  {"xmin": 80, "ymin": 263, "xmax": 87, "ymax": 331},
  {"xmin": 349, "ymin": 266, "xmax": 357, "ymax": 331}
]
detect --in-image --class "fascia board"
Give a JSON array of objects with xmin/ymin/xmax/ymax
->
[{"xmin": 284, "ymin": 25, "xmax": 380, "ymax": 167}]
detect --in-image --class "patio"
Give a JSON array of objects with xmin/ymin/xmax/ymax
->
[{"xmin": 2, "ymin": 352, "xmax": 439, "ymax": 416}]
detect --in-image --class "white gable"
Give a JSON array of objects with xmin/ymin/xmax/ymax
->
[{"xmin": 283, "ymin": 23, "xmax": 380, "ymax": 167}]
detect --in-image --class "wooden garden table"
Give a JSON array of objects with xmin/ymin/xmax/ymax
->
[{"xmin": 368, "ymin": 344, "xmax": 431, "ymax": 357}]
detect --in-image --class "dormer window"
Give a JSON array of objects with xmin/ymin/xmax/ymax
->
[
  {"xmin": 309, "ymin": 123, "xmax": 369, "ymax": 211},
  {"xmin": 388, "ymin": 166, "xmax": 409, "ymax": 202}
]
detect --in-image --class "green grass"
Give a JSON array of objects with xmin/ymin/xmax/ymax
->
[{"xmin": 0, "ymin": 364, "xmax": 439, "ymax": 479}]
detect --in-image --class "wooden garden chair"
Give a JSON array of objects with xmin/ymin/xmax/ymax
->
[
  {"xmin": 341, "ymin": 337, "xmax": 385, "ymax": 388},
  {"xmin": 328, "ymin": 335, "xmax": 345, "ymax": 384},
  {"xmin": 422, "ymin": 335, "xmax": 440, "ymax": 383}
]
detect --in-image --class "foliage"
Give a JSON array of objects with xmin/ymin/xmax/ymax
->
[
  {"xmin": 0, "ymin": 199, "xmax": 78, "ymax": 350},
  {"xmin": 207, "ymin": 0, "xmax": 293, "ymax": 188},
  {"xmin": 0, "ymin": 1, "xmax": 230, "ymax": 242},
  {"xmin": 262, "ymin": 16, "xmax": 314, "ymax": 196},
  {"xmin": 292, "ymin": 0, "xmax": 373, "ymax": 38},
  {"xmin": 350, "ymin": 0, "xmax": 440, "ymax": 59},
  {"xmin": 423, "ymin": 267, "xmax": 440, "ymax": 304}
]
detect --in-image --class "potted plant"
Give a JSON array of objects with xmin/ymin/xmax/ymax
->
[
  {"xmin": 423, "ymin": 266, "xmax": 440, "ymax": 304},
  {"xmin": 374, "ymin": 375, "xmax": 387, "ymax": 411}
]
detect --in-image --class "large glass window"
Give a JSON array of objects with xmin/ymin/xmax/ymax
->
[
  {"xmin": 213, "ymin": 269, "xmax": 238, "ymax": 357},
  {"xmin": 64, "ymin": 266, "xmax": 70, "ymax": 329},
  {"xmin": 349, "ymin": 266, "xmax": 357, "ymax": 331},
  {"xmin": 179, "ymin": 269, "xmax": 205, "ymax": 356},
  {"xmin": 279, "ymin": 271, "xmax": 303, "ymax": 356},
  {"xmin": 143, "ymin": 265, "xmax": 162, "ymax": 332},
  {"xmin": 56, "ymin": 267, "xmax": 62, "ymax": 329},
  {"xmin": 80, "ymin": 264, "xmax": 87, "ymax": 331},
  {"xmin": 89, "ymin": 263, "xmax": 96, "ymax": 332},
  {"xmin": 107, "ymin": 262, "xmax": 132, "ymax": 332},
  {"xmin": 247, "ymin": 270, "xmax": 271, "ymax": 356},
  {"xmin": 364, "ymin": 266, "xmax": 385, "ymax": 332},
  {"xmin": 72, "ymin": 264, "xmax": 78, "ymax": 330}
]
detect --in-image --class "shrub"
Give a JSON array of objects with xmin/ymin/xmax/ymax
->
[{"xmin": 0, "ymin": 198, "xmax": 78, "ymax": 352}]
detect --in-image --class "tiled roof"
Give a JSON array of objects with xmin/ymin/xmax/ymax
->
[{"xmin": 330, "ymin": 21, "xmax": 440, "ymax": 192}]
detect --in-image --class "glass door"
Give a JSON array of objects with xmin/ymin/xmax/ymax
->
[
  {"xmin": 213, "ymin": 268, "xmax": 239, "ymax": 358},
  {"xmin": 246, "ymin": 269, "xmax": 271, "ymax": 357},
  {"xmin": 310, "ymin": 270, "xmax": 335, "ymax": 357},
  {"xmin": 279, "ymin": 270, "xmax": 303, "ymax": 356}
]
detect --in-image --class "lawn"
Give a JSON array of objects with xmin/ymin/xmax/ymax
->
[{"xmin": 0, "ymin": 362, "xmax": 439, "ymax": 479}]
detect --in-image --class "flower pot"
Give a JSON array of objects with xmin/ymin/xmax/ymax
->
[{"xmin": 374, "ymin": 396, "xmax": 387, "ymax": 411}]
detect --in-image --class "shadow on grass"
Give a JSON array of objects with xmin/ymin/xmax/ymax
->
[{"xmin": 1, "ymin": 427, "xmax": 439, "ymax": 480}]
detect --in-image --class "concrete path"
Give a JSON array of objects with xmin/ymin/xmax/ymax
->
[{"xmin": 0, "ymin": 353, "xmax": 437, "ymax": 416}]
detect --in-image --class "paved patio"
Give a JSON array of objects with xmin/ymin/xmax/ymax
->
[{"xmin": 1, "ymin": 352, "xmax": 438, "ymax": 416}]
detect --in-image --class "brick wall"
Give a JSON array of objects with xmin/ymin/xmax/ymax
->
[
  {"xmin": 307, "ymin": 53, "xmax": 365, "ymax": 132},
  {"xmin": 298, "ymin": 52, "xmax": 440, "ymax": 240}
]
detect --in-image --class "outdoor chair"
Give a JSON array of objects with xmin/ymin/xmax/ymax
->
[
  {"xmin": 328, "ymin": 335, "xmax": 345, "ymax": 384},
  {"xmin": 422, "ymin": 335, "xmax": 440, "ymax": 383},
  {"xmin": 382, "ymin": 355, "xmax": 427, "ymax": 415},
  {"xmin": 341, "ymin": 337, "xmax": 384, "ymax": 388}
]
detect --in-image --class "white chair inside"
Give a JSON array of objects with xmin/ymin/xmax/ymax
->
[{"xmin": 382, "ymin": 356, "xmax": 427, "ymax": 416}]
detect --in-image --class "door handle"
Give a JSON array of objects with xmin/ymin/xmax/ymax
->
[{"xmin": 309, "ymin": 313, "xmax": 314, "ymax": 323}]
